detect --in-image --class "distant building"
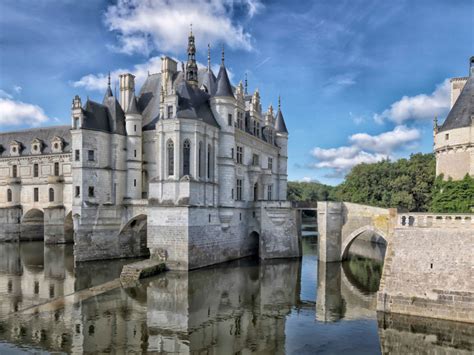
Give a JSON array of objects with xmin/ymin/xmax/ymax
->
[
  {"xmin": 434, "ymin": 57, "xmax": 474, "ymax": 180},
  {"xmin": 0, "ymin": 31, "xmax": 300, "ymax": 269}
]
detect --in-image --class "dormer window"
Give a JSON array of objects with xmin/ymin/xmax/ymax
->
[
  {"xmin": 10, "ymin": 141, "xmax": 21, "ymax": 156},
  {"xmin": 51, "ymin": 137, "xmax": 64, "ymax": 153},
  {"xmin": 445, "ymin": 133, "xmax": 449, "ymax": 140},
  {"xmin": 31, "ymin": 138, "xmax": 43, "ymax": 155}
]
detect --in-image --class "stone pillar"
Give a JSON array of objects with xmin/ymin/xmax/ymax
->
[
  {"xmin": 317, "ymin": 202, "xmax": 343, "ymax": 262},
  {"xmin": 316, "ymin": 261, "xmax": 343, "ymax": 322},
  {"xmin": 0, "ymin": 206, "xmax": 22, "ymax": 242},
  {"xmin": 44, "ymin": 206, "xmax": 67, "ymax": 244}
]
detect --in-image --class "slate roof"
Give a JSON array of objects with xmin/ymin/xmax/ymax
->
[
  {"xmin": 439, "ymin": 74, "xmax": 474, "ymax": 132},
  {"xmin": 0, "ymin": 125, "xmax": 71, "ymax": 157},
  {"xmin": 175, "ymin": 80, "xmax": 219, "ymax": 127},
  {"xmin": 275, "ymin": 109, "xmax": 288, "ymax": 134},
  {"xmin": 215, "ymin": 65, "xmax": 234, "ymax": 97},
  {"xmin": 199, "ymin": 68, "xmax": 217, "ymax": 95},
  {"xmin": 127, "ymin": 93, "xmax": 140, "ymax": 114},
  {"xmin": 138, "ymin": 73, "xmax": 162, "ymax": 129}
]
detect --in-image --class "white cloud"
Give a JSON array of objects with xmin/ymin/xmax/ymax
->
[
  {"xmin": 310, "ymin": 125, "xmax": 421, "ymax": 176},
  {"xmin": 0, "ymin": 89, "xmax": 13, "ymax": 99},
  {"xmin": 300, "ymin": 176, "xmax": 320, "ymax": 183},
  {"xmin": 104, "ymin": 0, "xmax": 262, "ymax": 55},
  {"xmin": 0, "ymin": 98, "xmax": 49, "ymax": 127},
  {"xmin": 13, "ymin": 85, "xmax": 22, "ymax": 94},
  {"xmin": 374, "ymin": 79, "xmax": 450, "ymax": 124},
  {"xmin": 349, "ymin": 125, "xmax": 420, "ymax": 154},
  {"xmin": 322, "ymin": 72, "xmax": 357, "ymax": 95}
]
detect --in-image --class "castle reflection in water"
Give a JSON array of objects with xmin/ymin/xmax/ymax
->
[{"xmin": 0, "ymin": 239, "xmax": 472, "ymax": 354}]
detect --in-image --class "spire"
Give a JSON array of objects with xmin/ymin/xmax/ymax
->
[
  {"xmin": 207, "ymin": 43, "xmax": 211, "ymax": 71},
  {"xmin": 186, "ymin": 27, "xmax": 198, "ymax": 85},
  {"xmin": 103, "ymin": 72, "xmax": 113, "ymax": 102},
  {"xmin": 275, "ymin": 96, "xmax": 288, "ymax": 134},
  {"xmin": 221, "ymin": 44, "xmax": 225, "ymax": 65},
  {"xmin": 215, "ymin": 51, "xmax": 234, "ymax": 98}
]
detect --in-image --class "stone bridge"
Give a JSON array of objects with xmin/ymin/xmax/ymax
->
[
  {"xmin": 317, "ymin": 202, "xmax": 396, "ymax": 262},
  {"xmin": 317, "ymin": 201, "xmax": 474, "ymax": 323}
]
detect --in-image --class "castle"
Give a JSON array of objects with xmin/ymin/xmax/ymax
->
[
  {"xmin": 434, "ymin": 57, "xmax": 474, "ymax": 180},
  {"xmin": 0, "ymin": 32, "xmax": 300, "ymax": 269}
]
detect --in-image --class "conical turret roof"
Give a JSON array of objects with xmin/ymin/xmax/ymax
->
[
  {"xmin": 275, "ymin": 108, "xmax": 288, "ymax": 134},
  {"xmin": 215, "ymin": 65, "xmax": 234, "ymax": 98},
  {"xmin": 126, "ymin": 93, "xmax": 140, "ymax": 114},
  {"xmin": 439, "ymin": 74, "xmax": 474, "ymax": 132}
]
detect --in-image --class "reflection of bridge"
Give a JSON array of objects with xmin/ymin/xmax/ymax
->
[{"xmin": 317, "ymin": 201, "xmax": 474, "ymax": 323}]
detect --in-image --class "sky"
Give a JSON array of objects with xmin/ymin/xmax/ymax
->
[{"xmin": 0, "ymin": 0, "xmax": 473, "ymax": 185}]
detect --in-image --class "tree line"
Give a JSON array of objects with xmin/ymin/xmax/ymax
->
[{"xmin": 288, "ymin": 153, "xmax": 474, "ymax": 213}]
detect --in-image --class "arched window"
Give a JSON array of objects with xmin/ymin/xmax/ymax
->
[
  {"xmin": 207, "ymin": 144, "xmax": 212, "ymax": 179},
  {"xmin": 12, "ymin": 165, "xmax": 17, "ymax": 178},
  {"xmin": 183, "ymin": 139, "xmax": 191, "ymax": 176},
  {"xmin": 167, "ymin": 139, "xmax": 174, "ymax": 176},
  {"xmin": 7, "ymin": 189, "xmax": 12, "ymax": 202},
  {"xmin": 54, "ymin": 162, "xmax": 59, "ymax": 176},
  {"xmin": 198, "ymin": 141, "xmax": 203, "ymax": 178},
  {"xmin": 49, "ymin": 188, "xmax": 54, "ymax": 202}
]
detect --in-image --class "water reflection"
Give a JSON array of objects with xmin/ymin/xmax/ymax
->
[{"xmin": 0, "ymin": 239, "xmax": 471, "ymax": 354}]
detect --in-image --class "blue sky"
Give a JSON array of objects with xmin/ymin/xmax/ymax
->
[{"xmin": 0, "ymin": 0, "xmax": 473, "ymax": 185}]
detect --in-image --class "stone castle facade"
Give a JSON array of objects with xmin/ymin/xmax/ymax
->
[
  {"xmin": 0, "ymin": 32, "xmax": 300, "ymax": 269},
  {"xmin": 434, "ymin": 56, "xmax": 474, "ymax": 180}
]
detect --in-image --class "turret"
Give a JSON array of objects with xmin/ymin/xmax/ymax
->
[
  {"xmin": 71, "ymin": 95, "xmax": 83, "ymax": 130},
  {"xmin": 125, "ymin": 90, "xmax": 143, "ymax": 199},
  {"xmin": 185, "ymin": 26, "xmax": 198, "ymax": 86},
  {"xmin": 275, "ymin": 96, "xmax": 288, "ymax": 200}
]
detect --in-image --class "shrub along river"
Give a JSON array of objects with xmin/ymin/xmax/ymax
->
[{"xmin": 0, "ymin": 234, "xmax": 472, "ymax": 354}]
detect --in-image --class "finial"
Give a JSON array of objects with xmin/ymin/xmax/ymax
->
[
  {"xmin": 182, "ymin": 61, "xmax": 185, "ymax": 73},
  {"xmin": 278, "ymin": 95, "xmax": 281, "ymax": 110},
  {"xmin": 107, "ymin": 72, "xmax": 111, "ymax": 87},
  {"xmin": 221, "ymin": 44, "xmax": 225, "ymax": 65},
  {"xmin": 244, "ymin": 72, "xmax": 248, "ymax": 94},
  {"xmin": 207, "ymin": 43, "xmax": 211, "ymax": 71},
  {"xmin": 190, "ymin": 23, "xmax": 193, "ymax": 36}
]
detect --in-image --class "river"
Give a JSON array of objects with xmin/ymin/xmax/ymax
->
[{"xmin": 0, "ymin": 237, "xmax": 472, "ymax": 354}]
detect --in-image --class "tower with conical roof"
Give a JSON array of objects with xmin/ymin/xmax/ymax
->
[
  {"xmin": 434, "ymin": 56, "xmax": 474, "ymax": 180},
  {"xmin": 125, "ymin": 89, "xmax": 143, "ymax": 199},
  {"xmin": 275, "ymin": 96, "xmax": 289, "ymax": 199}
]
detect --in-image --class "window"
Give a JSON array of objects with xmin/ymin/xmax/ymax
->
[
  {"xmin": 88, "ymin": 150, "xmax": 94, "ymax": 161},
  {"xmin": 34, "ymin": 281, "xmax": 39, "ymax": 295},
  {"xmin": 54, "ymin": 162, "xmax": 60, "ymax": 176},
  {"xmin": 34, "ymin": 188, "xmax": 39, "ymax": 202},
  {"xmin": 253, "ymin": 120, "xmax": 257, "ymax": 135},
  {"xmin": 49, "ymin": 284, "xmax": 55, "ymax": 299},
  {"xmin": 75, "ymin": 150, "xmax": 80, "ymax": 161},
  {"xmin": 88, "ymin": 186, "xmax": 94, "ymax": 198},
  {"xmin": 7, "ymin": 189, "xmax": 12, "ymax": 202},
  {"xmin": 231, "ymin": 148, "xmax": 234, "ymax": 159},
  {"xmin": 267, "ymin": 184, "xmax": 273, "ymax": 200},
  {"xmin": 207, "ymin": 144, "xmax": 212, "ymax": 179},
  {"xmin": 237, "ymin": 112, "xmax": 243, "ymax": 129},
  {"xmin": 74, "ymin": 117, "xmax": 79, "ymax": 129},
  {"xmin": 198, "ymin": 142, "xmax": 203, "ymax": 178},
  {"xmin": 231, "ymin": 188, "xmax": 234, "ymax": 199},
  {"xmin": 228, "ymin": 113, "xmax": 233, "ymax": 126},
  {"xmin": 75, "ymin": 186, "xmax": 80, "ymax": 197},
  {"xmin": 183, "ymin": 139, "xmax": 191, "ymax": 176},
  {"xmin": 236, "ymin": 179, "xmax": 243, "ymax": 201},
  {"xmin": 134, "ymin": 124, "xmax": 137, "ymax": 132},
  {"xmin": 256, "ymin": 123, "xmax": 260, "ymax": 138},
  {"xmin": 54, "ymin": 143, "xmax": 59, "ymax": 149},
  {"xmin": 167, "ymin": 140, "xmax": 174, "ymax": 176},
  {"xmin": 34, "ymin": 164, "xmax": 39, "ymax": 177},
  {"xmin": 167, "ymin": 105, "xmax": 173, "ymax": 118},
  {"xmin": 268, "ymin": 157, "xmax": 273, "ymax": 171},
  {"xmin": 253, "ymin": 183, "xmax": 258, "ymax": 201},
  {"xmin": 236, "ymin": 146, "xmax": 243, "ymax": 164},
  {"xmin": 134, "ymin": 179, "xmax": 137, "ymax": 187},
  {"xmin": 49, "ymin": 188, "xmax": 54, "ymax": 202},
  {"xmin": 445, "ymin": 133, "xmax": 449, "ymax": 140},
  {"xmin": 252, "ymin": 154, "xmax": 259, "ymax": 166},
  {"xmin": 12, "ymin": 165, "xmax": 17, "ymax": 178},
  {"xmin": 134, "ymin": 150, "xmax": 137, "ymax": 158}
]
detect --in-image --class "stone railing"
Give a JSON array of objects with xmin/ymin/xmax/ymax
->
[{"xmin": 397, "ymin": 213, "xmax": 473, "ymax": 229}]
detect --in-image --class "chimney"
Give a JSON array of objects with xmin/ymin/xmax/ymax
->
[
  {"xmin": 161, "ymin": 56, "xmax": 178, "ymax": 95},
  {"xmin": 119, "ymin": 73, "xmax": 135, "ymax": 111}
]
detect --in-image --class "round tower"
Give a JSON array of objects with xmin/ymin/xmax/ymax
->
[{"xmin": 125, "ymin": 89, "xmax": 143, "ymax": 199}]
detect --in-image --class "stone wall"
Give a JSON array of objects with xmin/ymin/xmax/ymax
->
[{"xmin": 377, "ymin": 228, "xmax": 474, "ymax": 323}]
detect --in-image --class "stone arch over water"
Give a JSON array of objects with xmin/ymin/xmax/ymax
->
[
  {"xmin": 341, "ymin": 226, "xmax": 388, "ymax": 261},
  {"xmin": 118, "ymin": 214, "xmax": 149, "ymax": 257},
  {"xmin": 20, "ymin": 208, "xmax": 44, "ymax": 241}
]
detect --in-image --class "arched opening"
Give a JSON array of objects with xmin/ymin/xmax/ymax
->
[
  {"xmin": 21, "ymin": 209, "xmax": 44, "ymax": 241},
  {"xmin": 118, "ymin": 215, "xmax": 150, "ymax": 257},
  {"xmin": 49, "ymin": 188, "xmax": 55, "ymax": 202},
  {"xmin": 341, "ymin": 227, "xmax": 388, "ymax": 295},
  {"xmin": 7, "ymin": 188, "xmax": 12, "ymax": 202},
  {"xmin": 64, "ymin": 211, "xmax": 74, "ymax": 244},
  {"xmin": 183, "ymin": 139, "xmax": 191, "ymax": 176},
  {"xmin": 248, "ymin": 231, "xmax": 260, "ymax": 257}
]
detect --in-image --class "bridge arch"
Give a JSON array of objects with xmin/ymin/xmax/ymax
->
[
  {"xmin": 20, "ymin": 208, "xmax": 44, "ymax": 241},
  {"xmin": 118, "ymin": 214, "xmax": 149, "ymax": 257},
  {"xmin": 341, "ymin": 225, "xmax": 388, "ymax": 261}
]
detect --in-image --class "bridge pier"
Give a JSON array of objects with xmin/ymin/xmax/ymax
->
[
  {"xmin": 317, "ymin": 202, "xmax": 343, "ymax": 262},
  {"xmin": 44, "ymin": 206, "xmax": 71, "ymax": 244},
  {"xmin": 0, "ymin": 206, "xmax": 22, "ymax": 242}
]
